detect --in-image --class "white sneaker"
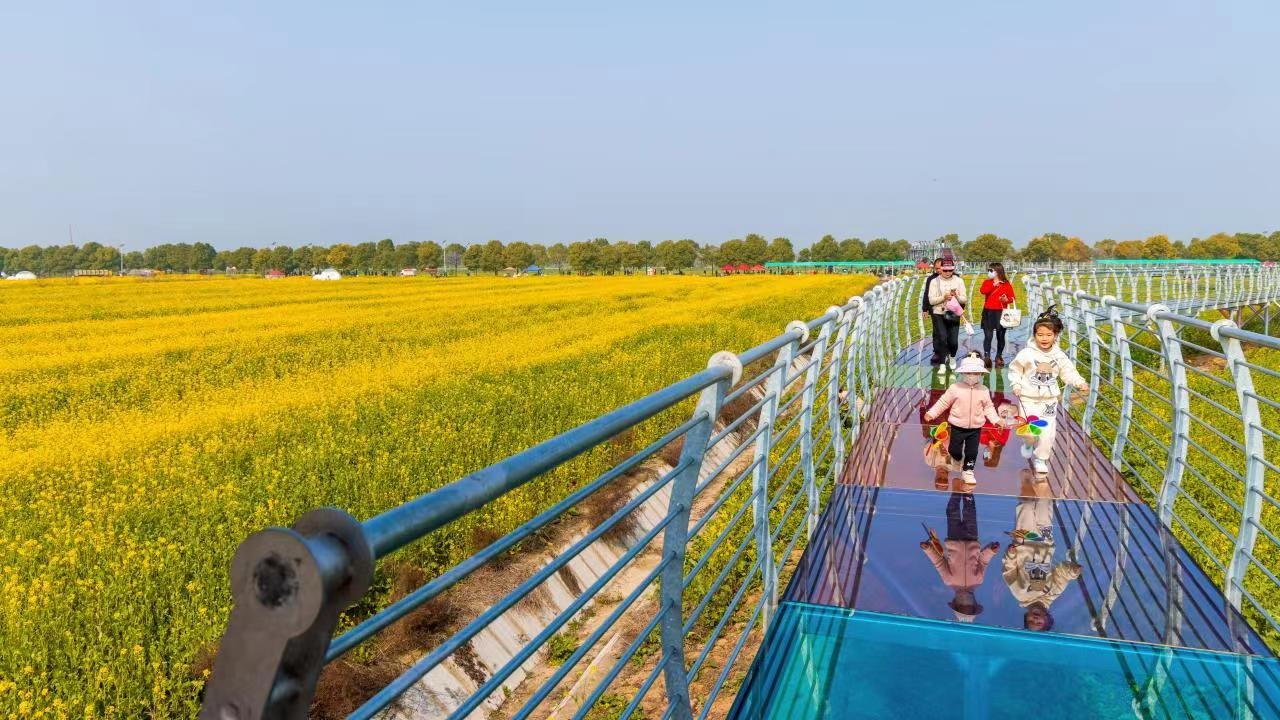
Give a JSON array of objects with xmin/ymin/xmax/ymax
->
[
  {"xmin": 1034, "ymin": 458, "xmax": 1049, "ymax": 474},
  {"xmin": 962, "ymin": 470, "xmax": 976, "ymax": 485},
  {"xmin": 948, "ymin": 357, "xmax": 957, "ymax": 371},
  {"xmin": 1020, "ymin": 443, "xmax": 1034, "ymax": 459},
  {"xmin": 936, "ymin": 363, "xmax": 947, "ymax": 376}
]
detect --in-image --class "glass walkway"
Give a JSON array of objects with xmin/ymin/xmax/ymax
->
[{"xmin": 729, "ymin": 334, "xmax": 1280, "ymax": 719}]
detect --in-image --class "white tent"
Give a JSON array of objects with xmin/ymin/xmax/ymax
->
[
  {"xmin": 312, "ymin": 268, "xmax": 342, "ymax": 281},
  {"xmin": 6, "ymin": 271, "xmax": 36, "ymax": 281}
]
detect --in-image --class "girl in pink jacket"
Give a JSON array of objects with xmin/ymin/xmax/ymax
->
[{"xmin": 925, "ymin": 353, "xmax": 1005, "ymax": 486}]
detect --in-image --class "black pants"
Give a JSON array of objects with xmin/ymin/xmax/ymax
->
[
  {"xmin": 930, "ymin": 314, "xmax": 960, "ymax": 365},
  {"xmin": 981, "ymin": 309, "xmax": 1006, "ymax": 358},
  {"xmin": 948, "ymin": 425, "xmax": 981, "ymax": 472},
  {"xmin": 947, "ymin": 491, "xmax": 978, "ymax": 541}
]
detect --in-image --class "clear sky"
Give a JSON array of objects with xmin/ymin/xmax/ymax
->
[{"xmin": 2, "ymin": 1, "xmax": 1277, "ymax": 251}]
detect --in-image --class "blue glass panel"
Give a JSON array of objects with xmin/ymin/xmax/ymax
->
[
  {"xmin": 784, "ymin": 487, "xmax": 1268, "ymax": 654},
  {"xmin": 730, "ymin": 603, "xmax": 1280, "ymax": 720}
]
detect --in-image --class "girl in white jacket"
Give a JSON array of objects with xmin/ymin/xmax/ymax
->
[{"xmin": 1007, "ymin": 307, "xmax": 1089, "ymax": 474}]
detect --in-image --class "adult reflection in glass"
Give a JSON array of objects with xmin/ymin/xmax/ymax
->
[
  {"xmin": 921, "ymin": 492, "xmax": 1000, "ymax": 622},
  {"xmin": 1002, "ymin": 470, "xmax": 1082, "ymax": 631}
]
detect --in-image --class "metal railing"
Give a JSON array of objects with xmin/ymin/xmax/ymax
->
[
  {"xmin": 1024, "ymin": 265, "xmax": 1280, "ymax": 647},
  {"xmin": 199, "ymin": 275, "xmax": 929, "ymax": 720},
  {"xmin": 200, "ymin": 262, "xmax": 1280, "ymax": 720}
]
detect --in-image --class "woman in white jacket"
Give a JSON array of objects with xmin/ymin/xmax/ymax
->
[{"xmin": 1007, "ymin": 307, "xmax": 1089, "ymax": 474}]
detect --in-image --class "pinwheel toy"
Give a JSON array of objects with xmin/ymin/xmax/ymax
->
[{"xmin": 1016, "ymin": 415, "xmax": 1050, "ymax": 438}]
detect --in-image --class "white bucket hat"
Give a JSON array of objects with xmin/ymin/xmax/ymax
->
[{"xmin": 957, "ymin": 356, "xmax": 988, "ymax": 374}]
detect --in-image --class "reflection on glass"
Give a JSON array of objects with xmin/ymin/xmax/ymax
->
[
  {"xmin": 1002, "ymin": 470, "xmax": 1083, "ymax": 632},
  {"xmin": 920, "ymin": 492, "xmax": 1001, "ymax": 622}
]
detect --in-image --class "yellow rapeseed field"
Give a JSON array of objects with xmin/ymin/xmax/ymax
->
[{"xmin": 0, "ymin": 273, "xmax": 873, "ymax": 719}]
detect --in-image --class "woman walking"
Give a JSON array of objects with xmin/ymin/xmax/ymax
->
[{"xmin": 979, "ymin": 262, "xmax": 1016, "ymax": 367}]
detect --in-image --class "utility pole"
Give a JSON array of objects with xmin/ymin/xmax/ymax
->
[{"xmin": 118, "ymin": 244, "xmax": 125, "ymax": 275}]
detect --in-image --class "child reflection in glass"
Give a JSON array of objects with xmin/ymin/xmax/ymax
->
[
  {"xmin": 920, "ymin": 492, "xmax": 1000, "ymax": 622},
  {"xmin": 1002, "ymin": 470, "xmax": 1082, "ymax": 631}
]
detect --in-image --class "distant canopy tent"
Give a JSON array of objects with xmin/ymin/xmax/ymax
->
[
  {"xmin": 721, "ymin": 263, "xmax": 736, "ymax": 274},
  {"xmin": 751, "ymin": 264, "xmax": 765, "ymax": 272},
  {"xmin": 525, "ymin": 265, "xmax": 542, "ymax": 274}
]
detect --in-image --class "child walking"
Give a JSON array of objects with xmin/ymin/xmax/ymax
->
[
  {"xmin": 1008, "ymin": 307, "xmax": 1090, "ymax": 474},
  {"xmin": 924, "ymin": 354, "xmax": 1004, "ymax": 486}
]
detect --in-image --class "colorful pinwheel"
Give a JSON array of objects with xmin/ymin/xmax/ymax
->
[{"xmin": 1016, "ymin": 415, "xmax": 1050, "ymax": 437}]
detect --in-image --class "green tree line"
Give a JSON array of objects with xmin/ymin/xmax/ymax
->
[{"xmin": 4, "ymin": 230, "xmax": 1278, "ymax": 277}]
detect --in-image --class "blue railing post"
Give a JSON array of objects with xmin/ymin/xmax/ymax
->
[
  {"xmin": 1150, "ymin": 305, "xmax": 1190, "ymax": 529},
  {"xmin": 1214, "ymin": 320, "xmax": 1265, "ymax": 615},
  {"xmin": 1108, "ymin": 299, "xmax": 1133, "ymax": 472},
  {"xmin": 752, "ymin": 334, "xmax": 798, "ymax": 631},
  {"xmin": 1079, "ymin": 293, "xmax": 1101, "ymax": 436},
  {"xmin": 843, "ymin": 298, "xmax": 867, "ymax": 445},
  {"xmin": 801, "ymin": 317, "xmax": 833, "ymax": 540},
  {"xmin": 826, "ymin": 304, "xmax": 855, "ymax": 482},
  {"xmin": 660, "ymin": 351, "xmax": 740, "ymax": 720}
]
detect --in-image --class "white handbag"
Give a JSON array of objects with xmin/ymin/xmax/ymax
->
[{"xmin": 1000, "ymin": 307, "xmax": 1022, "ymax": 329}]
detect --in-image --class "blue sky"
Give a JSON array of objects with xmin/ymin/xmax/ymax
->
[{"xmin": 1, "ymin": 1, "xmax": 1277, "ymax": 251}]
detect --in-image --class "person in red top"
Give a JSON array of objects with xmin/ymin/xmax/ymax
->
[{"xmin": 979, "ymin": 261, "xmax": 1017, "ymax": 367}]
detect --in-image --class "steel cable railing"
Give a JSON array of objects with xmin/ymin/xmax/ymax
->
[{"xmin": 1026, "ymin": 265, "xmax": 1280, "ymax": 649}]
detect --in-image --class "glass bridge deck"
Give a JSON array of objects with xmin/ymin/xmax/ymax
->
[{"xmin": 728, "ymin": 329, "xmax": 1277, "ymax": 718}]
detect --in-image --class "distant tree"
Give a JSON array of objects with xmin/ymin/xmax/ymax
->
[
  {"xmin": 1057, "ymin": 237, "xmax": 1092, "ymax": 263},
  {"xmin": 657, "ymin": 239, "xmax": 698, "ymax": 270},
  {"xmin": 504, "ymin": 241, "xmax": 536, "ymax": 269},
  {"xmin": 123, "ymin": 250, "xmax": 145, "ymax": 269},
  {"xmin": 291, "ymin": 246, "xmax": 315, "ymax": 272},
  {"xmin": 963, "ymin": 233, "xmax": 1014, "ymax": 263},
  {"xmin": 250, "ymin": 248, "xmax": 272, "ymax": 272},
  {"xmin": 567, "ymin": 241, "xmax": 600, "ymax": 274},
  {"xmin": 1114, "ymin": 240, "xmax": 1145, "ymax": 259},
  {"xmin": 742, "ymin": 234, "xmax": 769, "ymax": 264},
  {"xmin": 93, "ymin": 244, "xmax": 120, "ymax": 270},
  {"xmin": 890, "ymin": 239, "xmax": 912, "ymax": 260},
  {"xmin": 530, "ymin": 243, "xmax": 549, "ymax": 267},
  {"xmin": 416, "ymin": 241, "xmax": 443, "ymax": 269},
  {"xmin": 1021, "ymin": 236, "xmax": 1058, "ymax": 262},
  {"xmin": 1142, "ymin": 234, "xmax": 1175, "ymax": 259},
  {"xmin": 634, "ymin": 241, "xmax": 654, "ymax": 267},
  {"xmin": 767, "ymin": 237, "xmax": 795, "ymax": 263},
  {"xmin": 838, "ymin": 238, "xmax": 865, "ymax": 262},
  {"xmin": 546, "ymin": 242, "xmax": 568, "ymax": 271},
  {"xmin": 191, "ymin": 242, "xmax": 217, "ymax": 270},
  {"xmin": 444, "ymin": 243, "xmax": 466, "ymax": 271},
  {"xmin": 864, "ymin": 238, "xmax": 895, "ymax": 261},
  {"xmin": 615, "ymin": 241, "xmax": 648, "ymax": 269},
  {"xmin": 936, "ymin": 232, "xmax": 960, "ymax": 247},
  {"xmin": 1189, "ymin": 232, "xmax": 1241, "ymax": 259},
  {"xmin": 718, "ymin": 239, "xmax": 745, "ymax": 265},
  {"xmin": 1239, "ymin": 232, "xmax": 1280, "ymax": 260},
  {"xmin": 810, "ymin": 234, "xmax": 840, "ymax": 262},
  {"xmin": 479, "ymin": 240, "xmax": 507, "ymax": 273},
  {"xmin": 797, "ymin": 247, "xmax": 812, "ymax": 262},
  {"xmin": 350, "ymin": 242, "xmax": 377, "ymax": 274},
  {"xmin": 462, "ymin": 244, "xmax": 484, "ymax": 271},
  {"xmin": 268, "ymin": 245, "xmax": 295, "ymax": 272},
  {"xmin": 1093, "ymin": 239, "xmax": 1117, "ymax": 259},
  {"xmin": 697, "ymin": 244, "xmax": 720, "ymax": 268}
]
